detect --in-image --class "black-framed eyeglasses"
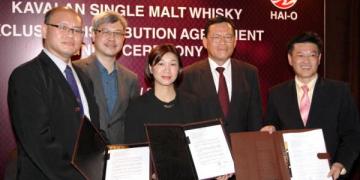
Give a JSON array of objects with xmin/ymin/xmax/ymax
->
[
  {"xmin": 94, "ymin": 29, "xmax": 126, "ymax": 38},
  {"xmin": 46, "ymin": 23, "xmax": 84, "ymax": 35}
]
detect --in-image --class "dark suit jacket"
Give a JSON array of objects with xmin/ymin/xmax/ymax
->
[
  {"xmin": 180, "ymin": 58, "xmax": 263, "ymax": 136},
  {"xmin": 124, "ymin": 89, "xmax": 202, "ymax": 144},
  {"xmin": 74, "ymin": 55, "xmax": 139, "ymax": 144},
  {"xmin": 264, "ymin": 78, "xmax": 360, "ymax": 171},
  {"xmin": 7, "ymin": 51, "xmax": 99, "ymax": 180}
]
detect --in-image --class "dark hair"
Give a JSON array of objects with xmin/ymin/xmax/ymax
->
[
  {"xmin": 145, "ymin": 44, "xmax": 183, "ymax": 87},
  {"xmin": 44, "ymin": 6, "xmax": 82, "ymax": 24},
  {"xmin": 287, "ymin": 32, "xmax": 323, "ymax": 54},
  {"xmin": 204, "ymin": 16, "xmax": 236, "ymax": 37}
]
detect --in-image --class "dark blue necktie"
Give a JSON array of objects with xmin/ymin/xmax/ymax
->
[{"xmin": 64, "ymin": 65, "xmax": 84, "ymax": 116}]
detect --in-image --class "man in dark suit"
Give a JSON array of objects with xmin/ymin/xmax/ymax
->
[
  {"xmin": 261, "ymin": 32, "xmax": 360, "ymax": 179},
  {"xmin": 74, "ymin": 11, "xmax": 139, "ymax": 144},
  {"xmin": 180, "ymin": 16, "xmax": 263, "ymax": 136},
  {"xmin": 7, "ymin": 7, "xmax": 99, "ymax": 179}
]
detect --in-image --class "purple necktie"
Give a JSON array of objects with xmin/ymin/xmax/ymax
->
[
  {"xmin": 216, "ymin": 67, "xmax": 229, "ymax": 118},
  {"xmin": 65, "ymin": 65, "xmax": 84, "ymax": 116},
  {"xmin": 300, "ymin": 85, "xmax": 310, "ymax": 126}
]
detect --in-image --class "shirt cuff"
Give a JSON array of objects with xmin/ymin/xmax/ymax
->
[{"xmin": 340, "ymin": 167, "xmax": 347, "ymax": 175}]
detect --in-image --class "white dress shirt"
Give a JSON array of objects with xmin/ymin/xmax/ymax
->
[
  {"xmin": 294, "ymin": 74, "xmax": 318, "ymax": 109},
  {"xmin": 43, "ymin": 49, "xmax": 91, "ymax": 120},
  {"xmin": 208, "ymin": 58, "xmax": 232, "ymax": 101}
]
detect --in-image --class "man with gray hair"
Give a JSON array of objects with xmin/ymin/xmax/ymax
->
[{"xmin": 74, "ymin": 11, "xmax": 139, "ymax": 144}]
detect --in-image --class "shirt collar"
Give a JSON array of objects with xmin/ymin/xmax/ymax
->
[
  {"xmin": 208, "ymin": 58, "xmax": 231, "ymax": 71},
  {"xmin": 295, "ymin": 74, "xmax": 318, "ymax": 91},
  {"xmin": 95, "ymin": 59, "xmax": 117, "ymax": 74},
  {"xmin": 43, "ymin": 48, "xmax": 73, "ymax": 72}
]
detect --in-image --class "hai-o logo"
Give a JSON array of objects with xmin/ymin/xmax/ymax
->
[
  {"xmin": 271, "ymin": 0, "xmax": 297, "ymax": 10},
  {"xmin": 270, "ymin": 0, "xmax": 298, "ymax": 20}
]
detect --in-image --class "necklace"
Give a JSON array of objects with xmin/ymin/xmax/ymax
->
[{"xmin": 163, "ymin": 104, "xmax": 175, "ymax": 108}]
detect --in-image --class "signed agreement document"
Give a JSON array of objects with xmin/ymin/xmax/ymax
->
[
  {"xmin": 230, "ymin": 129, "xmax": 331, "ymax": 180},
  {"xmin": 185, "ymin": 124, "xmax": 235, "ymax": 179},
  {"xmin": 105, "ymin": 146, "xmax": 149, "ymax": 180},
  {"xmin": 71, "ymin": 117, "xmax": 150, "ymax": 180},
  {"xmin": 283, "ymin": 129, "xmax": 331, "ymax": 180},
  {"xmin": 145, "ymin": 119, "xmax": 234, "ymax": 180}
]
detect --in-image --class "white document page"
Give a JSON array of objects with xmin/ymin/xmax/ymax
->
[
  {"xmin": 184, "ymin": 124, "xmax": 235, "ymax": 180},
  {"xmin": 105, "ymin": 146, "xmax": 149, "ymax": 180},
  {"xmin": 282, "ymin": 129, "xmax": 331, "ymax": 180}
]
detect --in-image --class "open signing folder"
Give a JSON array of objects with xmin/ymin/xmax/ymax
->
[
  {"xmin": 282, "ymin": 129, "xmax": 331, "ymax": 180},
  {"xmin": 230, "ymin": 129, "xmax": 331, "ymax": 180},
  {"xmin": 145, "ymin": 119, "xmax": 235, "ymax": 180},
  {"xmin": 71, "ymin": 117, "xmax": 150, "ymax": 180}
]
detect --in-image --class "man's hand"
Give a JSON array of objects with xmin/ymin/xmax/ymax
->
[
  {"xmin": 328, "ymin": 162, "xmax": 345, "ymax": 179},
  {"xmin": 260, "ymin": 125, "xmax": 276, "ymax": 134}
]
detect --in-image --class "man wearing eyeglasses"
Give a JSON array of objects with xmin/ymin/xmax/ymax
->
[
  {"xmin": 74, "ymin": 11, "xmax": 139, "ymax": 144},
  {"xmin": 261, "ymin": 32, "xmax": 360, "ymax": 179},
  {"xmin": 180, "ymin": 16, "xmax": 262, "ymax": 140},
  {"xmin": 7, "ymin": 6, "xmax": 99, "ymax": 179},
  {"xmin": 180, "ymin": 16, "xmax": 263, "ymax": 180}
]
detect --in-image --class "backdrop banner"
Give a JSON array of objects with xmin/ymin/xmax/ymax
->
[{"xmin": 0, "ymin": 0, "xmax": 324, "ymax": 177}]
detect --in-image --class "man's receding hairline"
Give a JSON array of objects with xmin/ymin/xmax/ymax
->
[{"xmin": 46, "ymin": 7, "xmax": 81, "ymax": 24}]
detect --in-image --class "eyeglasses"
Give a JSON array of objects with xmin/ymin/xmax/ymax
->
[
  {"xmin": 95, "ymin": 29, "xmax": 126, "ymax": 38},
  {"xmin": 46, "ymin": 23, "xmax": 84, "ymax": 35},
  {"xmin": 208, "ymin": 35, "xmax": 234, "ymax": 43}
]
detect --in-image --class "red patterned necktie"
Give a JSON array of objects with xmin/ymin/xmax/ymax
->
[
  {"xmin": 299, "ymin": 85, "xmax": 310, "ymax": 126},
  {"xmin": 216, "ymin": 67, "xmax": 229, "ymax": 118}
]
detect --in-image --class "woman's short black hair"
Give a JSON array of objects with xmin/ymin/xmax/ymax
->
[{"xmin": 145, "ymin": 44, "xmax": 183, "ymax": 87}]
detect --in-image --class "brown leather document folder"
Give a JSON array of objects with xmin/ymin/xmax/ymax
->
[
  {"xmin": 230, "ymin": 129, "xmax": 330, "ymax": 180},
  {"xmin": 145, "ymin": 119, "xmax": 234, "ymax": 180},
  {"xmin": 71, "ymin": 117, "xmax": 149, "ymax": 180}
]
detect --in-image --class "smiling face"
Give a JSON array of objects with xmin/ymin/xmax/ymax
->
[
  {"xmin": 93, "ymin": 21, "xmax": 125, "ymax": 59},
  {"xmin": 288, "ymin": 42, "xmax": 321, "ymax": 83},
  {"xmin": 202, "ymin": 22, "xmax": 236, "ymax": 65},
  {"xmin": 42, "ymin": 9, "xmax": 83, "ymax": 62},
  {"xmin": 149, "ymin": 52, "xmax": 180, "ymax": 89}
]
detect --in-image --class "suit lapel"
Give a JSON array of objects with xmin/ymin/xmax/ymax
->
[
  {"xmin": 73, "ymin": 66, "xmax": 89, "ymax": 101},
  {"xmin": 229, "ymin": 60, "xmax": 247, "ymax": 115},
  {"xmin": 306, "ymin": 78, "xmax": 322, "ymax": 127},
  {"xmin": 39, "ymin": 52, "xmax": 75, "ymax": 101},
  {"xmin": 85, "ymin": 57, "xmax": 109, "ymax": 114},
  {"xmin": 201, "ymin": 60, "xmax": 220, "ymax": 101},
  {"xmin": 111, "ymin": 62, "xmax": 125, "ymax": 119},
  {"xmin": 199, "ymin": 60, "xmax": 225, "ymax": 118},
  {"xmin": 73, "ymin": 65, "xmax": 92, "ymax": 114},
  {"xmin": 288, "ymin": 80, "xmax": 306, "ymax": 128}
]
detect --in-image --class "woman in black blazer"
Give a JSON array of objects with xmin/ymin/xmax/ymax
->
[{"xmin": 124, "ymin": 44, "xmax": 201, "ymax": 144}]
